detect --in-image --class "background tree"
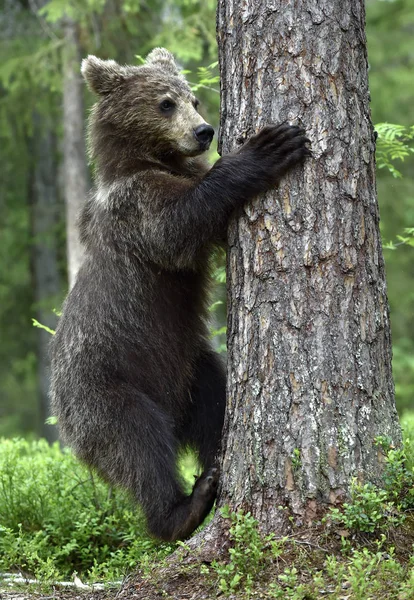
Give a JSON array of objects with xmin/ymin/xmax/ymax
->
[
  {"xmin": 212, "ymin": 0, "xmax": 402, "ymax": 534},
  {"xmin": 62, "ymin": 15, "xmax": 88, "ymax": 288},
  {"xmin": 0, "ymin": 0, "xmax": 63, "ymax": 437},
  {"xmin": 366, "ymin": 0, "xmax": 414, "ymax": 413},
  {"xmin": 29, "ymin": 113, "xmax": 61, "ymax": 442}
]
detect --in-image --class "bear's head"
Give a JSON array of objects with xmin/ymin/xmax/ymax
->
[{"xmin": 81, "ymin": 49, "xmax": 214, "ymax": 164}]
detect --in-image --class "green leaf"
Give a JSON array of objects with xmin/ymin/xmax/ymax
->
[
  {"xmin": 208, "ymin": 300, "xmax": 223, "ymax": 312},
  {"xmin": 32, "ymin": 319, "xmax": 55, "ymax": 335},
  {"xmin": 45, "ymin": 416, "xmax": 58, "ymax": 425}
]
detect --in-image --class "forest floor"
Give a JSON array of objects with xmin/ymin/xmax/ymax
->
[
  {"xmin": 0, "ymin": 593, "xmax": 102, "ymax": 600},
  {"xmin": 115, "ymin": 525, "xmax": 414, "ymax": 599},
  {"xmin": 2, "ymin": 519, "xmax": 413, "ymax": 600}
]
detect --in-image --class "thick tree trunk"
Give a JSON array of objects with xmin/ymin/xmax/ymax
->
[
  {"xmin": 62, "ymin": 17, "xmax": 88, "ymax": 288},
  {"xmin": 215, "ymin": 0, "xmax": 401, "ymax": 533}
]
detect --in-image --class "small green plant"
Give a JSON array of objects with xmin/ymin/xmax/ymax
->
[
  {"xmin": 375, "ymin": 433, "xmax": 414, "ymax": 510},
  {"xmin": 398, "ymin": 564, "xmax": 414, "ymax": 600},
  {"xmin": 329, "ymin": 432, "xmax": 414, "ymax": 535},
  {"xmin": 31, "ymin": 318, "xmax": 56, "ymax": 335},
  {"xmin": 346, "ymin": 548, "xmax": 382, "ymax": 600},
  {"xmin": 268, "ymin": 535, "xmax": 287, "ymax": 563},
  {"xmin": 329, "ymin": 478, "xmax": 401, "ymax": 533},
  {"xmin": 324, "ymin": 554, "xmax": 346, "ymax": 594},
  {"xmin": 269, "ymin": 567, "xmax": 308, "ymax": 600},
  {"xmin": 291, "ymin": 448, "xmax": 301, "ymax": 472},
  {"xmin": 210, "ymin": 507, "xmax": 266, "ymax": 597},
  {"xmin": 383, "ymin": 447, "xmax": 414, "ymax": 509}
]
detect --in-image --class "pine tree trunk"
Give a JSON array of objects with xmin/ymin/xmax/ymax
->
[
  {"xmin": 215, "ymin": 0, "xmax": 401, "ymax": 533},
  {"xmin": 62, "ymin": 17, "xmax": 88, "ymax": 288}
]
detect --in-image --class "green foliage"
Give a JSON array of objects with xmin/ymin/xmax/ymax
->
[
  {"xmin": 189, "ymin": 61, "xmax": 219, "ymax": 93},
  {"xmin": 200, "ymin": 498, "xmax": 414, "ymax": 600},
  {"xmin": 345, "ymin": 548, "xmax": 397, "ymax": 600},
  {"xmin": 392, "ymin": 339, "xmax": 414, "ymax": 414},
  {"xmin": 329, "ymin": 479, "xmax": 399, "ymax": 533},
  {"xmin": 329, "ymin": 426, "xmax": 414, "ymax": 534},
  {"xmin": 366, "ymin": 0, "xmax": 414, "ymax": 415},
  {"xmin": 367, "ymin": 0, "xmax": 414, "ymax": 124},
  {"xmin": 39, "ymin": 0, "xmax": 108, "ymax": 24},
  {"xmin": 400, "ymin": 412, "xmax": 414, "ymax": 469},
  {"xmin": 0, "ymin": 3, "xmax": 65, "ymax": 437},
  {"xmin": 319, "ymin": 547, "xmax": 414, "ymax": 600},
  {"xmin": 383, "ymin": 446, "xmax": 414, "ymax": 509},
  {"xmin": 210, "ymin": 508, "xmax": 268, "ymax": 597},
  {"xmin": 269, "ymin": 566, "xmax": 309, "ymax": 600},
  {"xmin": 2, "ymin": 429, "xmax": 413, "ymax": 595},
  {"xmin": 0, "ymin": 438, "xmax": 176, "ymax": 581},
  {"xmin": 383, "ymin": 228, "xmax": 414, "ymax": 251},
  {"xmin": 151, "ymin": 0, "xmax": 217, "ymax": 63},
  {"xmin": 380, "ymin": 416, "xmax": 414, "ymax": 508},
  {"xmin": 376, "ymin": 123, "xmax": 414, "ymax": 178}
]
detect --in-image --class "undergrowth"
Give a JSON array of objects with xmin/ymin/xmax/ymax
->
[
  {"xmin": 0, "ymin": 414, "xmax": 413, "ymax": 598},
  {"xmin": 199, "ymin": 508, "xmax": 414, "ymax": 600},
  {"xmin": 199, "ymin": 414, "xmax": 414, "ymax": 599},
  {"xmin": 0, "ymin": 439, "xmax": 198, "ymax": 583}
]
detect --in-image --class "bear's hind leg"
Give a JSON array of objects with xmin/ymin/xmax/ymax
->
[
  {"xmin": 76, "ymin": 387, "xmax": 218, "ymax": 542},
  {"xmin": 180, "ymin": 350, "xmax": 226, "ymax": 470},
  {"xmin": 148, "ymin": 465, "xmax": 219, "ymax": 541}
]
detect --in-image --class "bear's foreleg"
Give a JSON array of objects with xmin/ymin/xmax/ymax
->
[{"xmin": 138, "ymin": 123, "xmax": 310, "ymax": 270}]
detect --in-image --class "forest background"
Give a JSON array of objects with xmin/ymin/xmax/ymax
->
[{"xmin": 0, "ymin": 0, "xmax": 413, "ymax": 441}]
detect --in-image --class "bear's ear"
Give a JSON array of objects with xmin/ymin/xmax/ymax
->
[
  {"xmin": 81, "ymin": 56, "xmax": 126, "ymax": 95},
  {"xmin": 145, "ymin": 48, "xmax": 180, "ymax": 75}
]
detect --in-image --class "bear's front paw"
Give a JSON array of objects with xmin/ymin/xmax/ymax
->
[{"xmin": 241, "ymin": 123, "xmax": 311, "ymax": 183}]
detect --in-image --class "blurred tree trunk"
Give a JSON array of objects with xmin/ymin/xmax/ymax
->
[
  {"xmin": 213, "ymin": 0, "xmax": 401, "ymax": 535},
  {"xmin": 29, "ymin": 116, "xmax": 60, "ymax": 443},
  {"xmin": 62, "ymin": 17, "xmax": 88, "ymax": 288}
]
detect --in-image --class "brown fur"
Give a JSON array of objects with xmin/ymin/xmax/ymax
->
[{"xmin": 50, "ymin": 48, "xmax": 310, "ymax": 541}]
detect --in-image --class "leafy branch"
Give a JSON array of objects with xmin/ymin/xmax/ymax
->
[
  {"xmin": 383, "ymin": 228, "xmax": 414, "ymax": 251},
  {"xmin": 375, "ymin": 123, "xmax": 414, "ymax": 250},
  {"xmin": 32, "ymin": 319, "xmax": 55, "ymax": 335},
  {"xmin": 375, "ymin": 122, "xmax": 414, "ymax": 178}
]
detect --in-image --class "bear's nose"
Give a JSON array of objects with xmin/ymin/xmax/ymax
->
[{"xmin": 194, "ymin": 124, "xmax": 215, "ymax": 146}]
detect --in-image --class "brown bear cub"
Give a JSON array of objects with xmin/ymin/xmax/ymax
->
[{"xmin": 50, "ymin": 48, "xmax": 310, "ymax": 541}]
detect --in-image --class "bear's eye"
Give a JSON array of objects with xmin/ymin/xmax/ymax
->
[
  {"xmin": 159, "ymin": 99, "xmax": 175, "ymax": 113},
  {"xmin": 193, "ymin": 99, "xmax": 200, "ymax": 111}
]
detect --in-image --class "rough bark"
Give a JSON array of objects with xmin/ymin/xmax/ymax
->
[
  {"xmin": 216, "ymin": 0, "xmax": 401, "ymax": 533},
  {"xmin": 62, "ymin": 17, "xmax": 88, "ymax": 288}
]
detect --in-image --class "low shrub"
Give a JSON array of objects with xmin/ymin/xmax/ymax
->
[{"xmin": 0, "ymin": 438, "xmax": 175, "ymax": 581}]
